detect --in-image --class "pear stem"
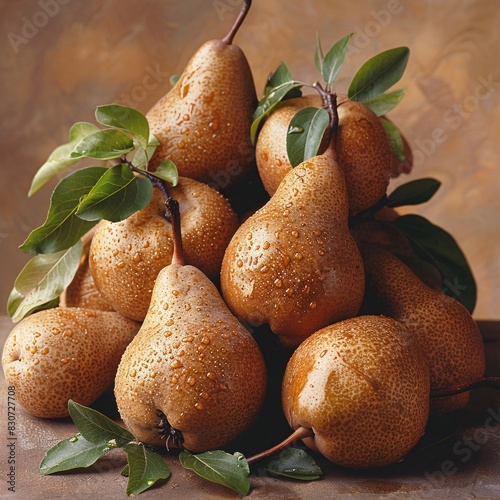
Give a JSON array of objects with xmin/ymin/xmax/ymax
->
[
  {"xmin": 165, "ymin": 197, "xmax": 185, "ymax": 266},
  {"xmin": 246, "ymin": 426, "xmax": 314, "ymax": 466},
  {"xmin": 125, "ymin": 159, "xmax": 185, "ymax": 265},
  {"xmin": 221, "ymin": 0, "xmax": 252, "ymax": 45},
  {"xmin": 313, "ymin": 82, "xmax": 338, "ymax": 158},
  {"xmin": 430, "ymin": 377, "xmax": 500, "ymax": 398}
]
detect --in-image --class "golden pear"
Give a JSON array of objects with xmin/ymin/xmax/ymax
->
[
  {"xmin": 256, "ymin": 94, "xmax": 393, "ymax": 214},
  {"xmin": 221, "ymin": 150, "xmax": 365, "ymax": 347},
  {"xmin": 1, "ymin": 307, "xmax": 140, "ymax": 418},
  {"xmin": 282, "ymin": 315, "xmax": 430, "ymax": 468},
  {"xmin": 146, "ymin": 0, "xmax": 257, "ymax": 190},
  {"xmin": 89, "ymin": 178, "xmax": 239, "ymax": 321},
  {"xmin": 360, "ymin": 244, "xmax": 485, "ymax": 414},
  {"xmin": 114, "ymin": 263, "xmax": 267, "ymax": 452}
]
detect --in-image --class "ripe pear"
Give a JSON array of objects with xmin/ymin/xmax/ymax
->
[
  {"xmin": 350, "ymin": 219, "xmax": 442, "ymax": 293},
  {"xmin": 360, "ymin": 244, "xmax": 485, "ymax": 414},
  {"xmin": 60, "ymin": 236, "xmax": 114, "ymax": 311},
  {"xmin": 146, "ymin": 0, "xmax": 257, "ymax": 190},
  {"xmin": 1, "ymin": 307, "xmax": 140, "ymax": 418},
  {"xmin": 114, "ymin": 263, "xmax": 267, "ymax": 452},
  {"xmin": 255, "ymin": 94, "xmax": 392, "ymax": 214},
  {"xmin": 89, "ymin": 178, "xmax": 239, "ymax": 322},
  {"xmin": 220, "ymin": 150, "xmax": 365, "ymax": 347},
  {"xmin": 282, "ymin": 315, "xmax": 430, "ymax": 468}
]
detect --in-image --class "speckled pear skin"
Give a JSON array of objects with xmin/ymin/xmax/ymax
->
[
  {"xmin": 282, "ymin": 315, "xmax": 430, "ymax": 468},
  {"xmin": 1, "ymin": 307, "xmax": 141, "ymax": 418},
  {"xmin": 114, "ymin": 264, "xmax": 267, "ymax": 453},
  {"xmin": 255, "ymin": 95, "xmax": 392, "ymax": 214},
  {"xmin": 360, "ymin": 244, "xmax": 486, "ymax": 414},
  {"xmin": 60, "ymin": 250, "xmax": 114, "ymax": 311},
  {"xmin": 146, "ymin": 39, "xmax": 257, "ymax": 190},
  {"xmin": 89, "ymin": 178, "xmax": 239, "ymax": 322},
  {"xmin": 220, "ymin": 154, "xmax": 365, "ymax": 347}
]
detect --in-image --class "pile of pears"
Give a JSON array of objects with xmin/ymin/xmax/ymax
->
[{"xmin": 2, "ymin": 0, "xmax": 487, "ymax": 473}]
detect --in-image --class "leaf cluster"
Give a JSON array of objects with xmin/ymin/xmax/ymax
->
[
  {"xmin": 8, "ymin": 105, "xmax": 178, "ymax": 322},
  {"xmin": 40, "ymin": 401, "xmax": 323, "ymax": 496},
  {"xmin": 252, "ymin": 33, "xmax": 409, "ymax": 166}
]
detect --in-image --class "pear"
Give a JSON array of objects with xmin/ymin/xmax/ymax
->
[
  {"xmin": 360, "ymin": 244, "xmax": 485, "ymax": 414},
  {"xmin": 89, "ymin": 178, "xmax": 239, "ymax": 322},
  {"xmin": 282, "ymin": 315, "xmax": 430, "ymax": 468},
  {"xmin": 1, "ymin": 307, "xmax": 140, "ymax": 418},
  {"xmin": 60, "ymin": 232, "xmax": 114, "ymax": 311},
  {"xmin": 114, "ymin": 264, "xmax": 267, "ymax": 453},
  {"xmin": 256, "ymin": 94, "xmax": 392, "ymax": 214},
  {"xmin": 220, "ymin": 150, "xmax": 365, "ymax": 347},
  {"xmin": 350, "ymin": 219, "xmax": 442, "ymax": 293},
  {"xmin": 146, "ymin": 0, "xmax": 257, "ymax": 190}
]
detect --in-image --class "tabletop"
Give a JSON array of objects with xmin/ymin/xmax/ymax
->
[{"xmin": 1, "ymin": 316, "xmax": 499, "ymax": 499}]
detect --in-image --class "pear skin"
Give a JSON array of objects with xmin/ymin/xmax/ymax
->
[
  {"xmin": 1, "ymin": 307, "xmax": 140, "ymax": 418},
  {"xmin": 282, "ymin": 315, "xmax": 430, "ymax": 468},
  {"xmin": 147, "ymin": 39, "xmax": 257, "ymax": 190},
  {"xmin": 255, "ymin": 94, "xmax": 392, "ymax": 214},
  {"xmin": 114, "ymin": 264, "xmax": 267, "ymax": 453},
  {"xmin": 89, "ymin": 178, "xmax": 239, "ymax": 321},
  {"xmin": 221, "ymin": 153, "xmax": 365, "ymax": 347},
  {"xmin": 360, "ymin": 244, "xmax": 485, "ymax": 414}
]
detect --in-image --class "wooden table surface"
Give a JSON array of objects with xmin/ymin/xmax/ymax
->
[{"xmin": 1, "ymin": 316, "xmax": 499, "ymax": 499}]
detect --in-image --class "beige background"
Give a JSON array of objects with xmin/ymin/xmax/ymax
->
[{"xmin": 0, "ymin": 0, "xmax": 499, "ymax": 320}]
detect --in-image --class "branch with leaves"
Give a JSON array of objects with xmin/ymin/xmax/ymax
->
[{"xmin": 8, "ymin": 105, "xmax": 179, "ymax": 323}]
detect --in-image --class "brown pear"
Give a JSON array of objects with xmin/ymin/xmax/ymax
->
[
  {"xmin": 220, "ymin": 151, "xmax": 365, "ymax": 347},
  {"xmin": 256, "ymin": 94, "xmax": 393, "ymax": 214},
  {"xmin": 60, "ymin": 233, "xmax": 114, "ymax": 311},
  {"xmin": 114, "ymin": 263, "xmax": 267, "ymax": 452},
  {"xmin": 282, "ymin": 315, "xmax": 430, "ymax": 468},
  {"xmin": 146, "ymin": 0, "xmax": 257, "ymax": 190},
  {"xmin": 360, "ymin": 244, "xmax": 485, "ymax": 414},
  {"xmin": 1, "ymin": 307, "xmax": 140, "ymax": 418},
  {"xmin": 89, "ymin": 178, "xmax": 239, "ymax": 321}
]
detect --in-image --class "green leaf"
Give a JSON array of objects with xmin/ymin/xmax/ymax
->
[
  {"xmin": 149, "ymin": 159, "xmax": 178, "ymax": 186},
  {"xmin": 96, "ymin": 104, "xmax": 150, "ymax": 149},
  {"xmin": 380, "ymin": 117, "xmax": 406, "ymax": 162},
  {"xmin": 393, "ymin": 214, "xmax": 477, "ymax": 313},
  {"xmin": 170, "ymin": 74, "xmax": 180, "ymax": 87},
  {"xmin": 7, "ymin": 242, "xmax": 82, "ymax": 322},
  {"xmin": 20, "ymin": 167, "xmax": 106, "ymax": 255},
  {"xmin": 321, "ymin": 33, "xmax": 352, "ymax": 86},
  {"xmin": 40, "ymin": 433, "xmax": 111, "ymax": 475},
  {"xmin": 361, "ymin": 88, "xmax": 406, "ymax": 117},
  {"xmin": 314, "ymin": 32, "xmax": 324, "ymax": 74},
  {"xmin": 71, "ymin": 129, "xmax": 135, "ymax": 160},
  {"xmin": 251, "ymin": 62, "xmax": 303, "ymax": 144},
  {"xmin": 122, "ymin": 443, "xmax": 170, "ymax": 496},
  {"xmin": 348, "ymin": 46, "xmax": 410, "ymax": 102},
  {"xmin": 265, "ymin": 61, "xmax": 296, "ymax": 93},
  {"xmin": 387, "ymin": 178, "xmax": 441, "ymax": 208},
  {"xmin": 68, "ymin": 400, "xmax": 135, "ymax": 446},
  {"xmin": 28, "ymin": 122, "xmax": 100, "ymax": 196},
  {"xmin": 286, "ymin": 107, "xmax": 330, "ymax": 167},
  {"xmin": 259, "ymin": 447, "xmax": 323, "ymax": 481},
  {"xmin": 132, "ymin": 134, "xmax": 160, "ymax": 169},
  {"xmin": 76, "ymin": 164, "xmax": 153, "ymax": 222},
  {"xmin": 179, "ymin": 450, "xmax": 250, "ymax": 496}
]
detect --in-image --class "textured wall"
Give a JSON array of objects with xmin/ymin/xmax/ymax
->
[{"xmin": 0, "ymin": 0, "xmax": 499, "ymax": 319}]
